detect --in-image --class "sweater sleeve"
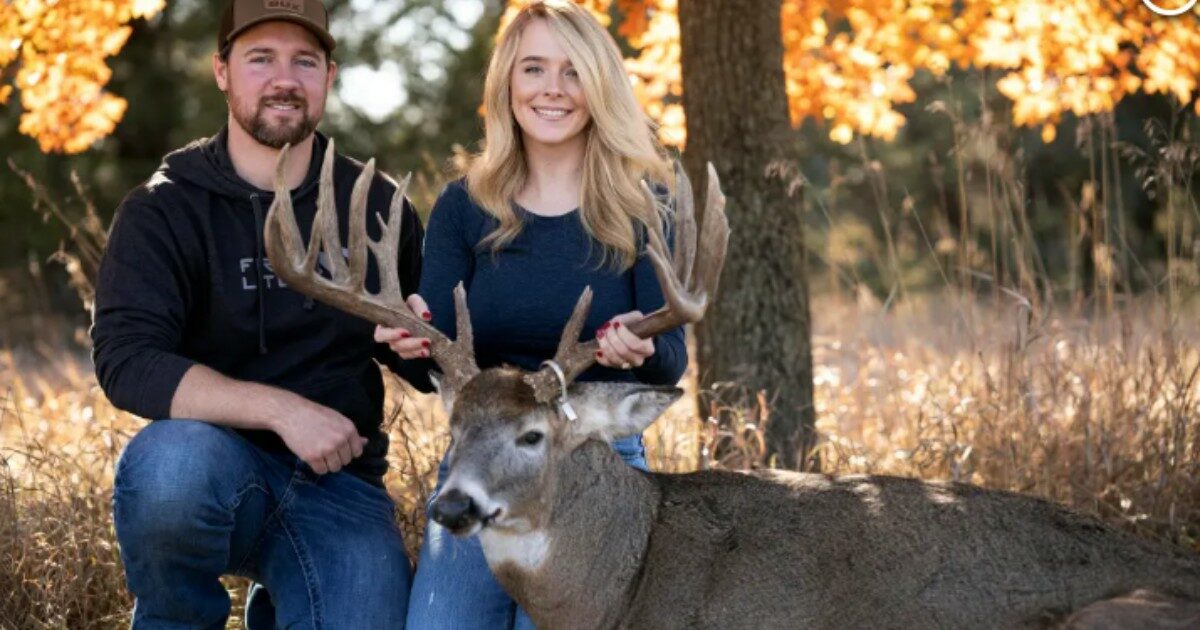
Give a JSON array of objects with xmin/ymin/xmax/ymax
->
[
  {"xmin": 419, "ymin": 182, "xmax": 477, "ymax": 341},
  {"xmin": 631, "ymin": 214, "xmax": 688, "ymax": 386},
  {"xmin": 90, "ymin": 196, "xmax": 198, "ymax": 420}
]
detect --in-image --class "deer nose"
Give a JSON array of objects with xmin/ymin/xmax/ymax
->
[{"xmin": 431, "ymin": 488, "xmax": 479, "ymax": 532}]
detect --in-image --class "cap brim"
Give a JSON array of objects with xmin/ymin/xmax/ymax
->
[{"xmin": 225, "ymin": 15, "xmax": 336, "ymax": 53}]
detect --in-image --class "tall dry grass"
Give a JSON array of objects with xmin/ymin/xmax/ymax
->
[{"xmin": 3, "ymin": 293, "xmax": 1199, "ymax": 627}]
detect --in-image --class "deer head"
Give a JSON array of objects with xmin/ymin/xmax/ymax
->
[{"xmin": 264, "ymin": 141, "xmax": 728, "ymax": 537}]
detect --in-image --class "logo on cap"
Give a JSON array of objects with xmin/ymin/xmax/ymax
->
[{"xmin": 265, "ymin": 0, "xmax": 304, "ymax": 13}]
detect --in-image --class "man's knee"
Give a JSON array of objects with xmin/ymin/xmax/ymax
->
[
  {"xmin": 113, "ymin": 420, "xmax": 258, "ymax": 542},
  {"xmin": 322, "ymin": 538, "xmax": 413, "ymax": 626}
]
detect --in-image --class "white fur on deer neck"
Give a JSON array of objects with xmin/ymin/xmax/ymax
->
[{"xmin": 480, "ymin": 528, "xmax": 551, "ymax": 571}]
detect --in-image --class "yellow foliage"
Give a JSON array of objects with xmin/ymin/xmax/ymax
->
[
  {"xmin": 506, "ymin": 0, "xmax": 1200, "ymax": 147},
  {"xmin": 0, "ymin": 0, "xmax": 164, "ymax": 154},
  {"xmin": 6, "ymin": 0, "xmax": 1197, "ymax": 153}
]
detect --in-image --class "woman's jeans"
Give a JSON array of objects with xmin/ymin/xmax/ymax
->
[
  {"xmin": 406, "ymin": 434, "xmax": 649, "ymax": 630},
  {"xmin": 112, "ymin": 419, "xmax": 412, "ymax": 629}
]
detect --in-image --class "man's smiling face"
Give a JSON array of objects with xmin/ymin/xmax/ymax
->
[{"xmin": 215, "ymin": 20, "xmax": 336, "ymax": 149}]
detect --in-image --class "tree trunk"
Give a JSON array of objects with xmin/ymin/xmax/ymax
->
[{"xmin": 679, "ymin": 0, "xmax": 816, "ymax": 470}]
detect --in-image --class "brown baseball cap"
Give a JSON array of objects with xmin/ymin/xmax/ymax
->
[{"xmin": 218, "ymin": 0, "xmax": 336, "ymax": 54}]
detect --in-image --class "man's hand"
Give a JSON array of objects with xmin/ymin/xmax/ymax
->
[
  {"xmin": 170, "ymin": 364, "xmax": 367, "ymax": 475},
  {"xmin": 375, "ymin": 293, "xmax": 433, "ymax": 359},
  {"xmin": 272, "ymin": 398, "xmax": 367, "ymax": 475}
]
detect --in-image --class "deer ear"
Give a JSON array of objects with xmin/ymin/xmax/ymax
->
[{"xmin": 567, "ymin": 382, "xmax": 683, "ymax": 440}]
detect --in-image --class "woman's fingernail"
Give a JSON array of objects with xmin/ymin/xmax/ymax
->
[
  {"xmin": 422, "ymin": 311, "xmax": 432, "ymax": 321},
  {"xmin": 600, "ymin": 321, "xmax": 611, "ymax": 330},
  {"xmin": 423, "ymin": 350, "xmax": 430, "ymax": 358},
  {"xmin": 613, "ymin": 321, "xmax": 621, "ymax": 329},
  {"xmin": 422, "ymin": 340, "xmax": 431, "ymax": 349},
  {"xmin": 596, "ymin": 351, "xmax": 604, "ymax": 358},
  {"xmin": 400, "ymin": 331, "xmax": 411, "ymax": 339},
  {"xmin": 597, "ymin": 329, "xmax": 606, "ymax": 339}
]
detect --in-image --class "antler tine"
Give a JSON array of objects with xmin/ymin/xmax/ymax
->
[
  {"xmin": 264, "ymin": 142, "xmax": 479, "ymax": 391},
  {"xmin": 314, "ymin": 141, "xmax": 349, "ymax": 283},
  {"xmin": 524, "ymin": 160, "xmax": 730, "ymax": 404},
  {"xmin": 367, "ymin": 171, "xmax": 411, "ymax": 310},
  {"xmin": 524, "ymin": 288, "xmax": 597, "ymax": 402},
  {"xmin": 554, "ymin": 286, "xmax": 593, "ymax": 360},
  {"xmin": 628, "ymin": 162, "xmax": 727, "ymax": 339},
  {"xmin": 452, "ymin": 282, "xmax": 474, "ymax": 358},
  {"xmin": 669, "ymin": 161, "xmax": 698, "ymax": 289},
  {"xmin": 265, "ymin": 144, "xmax": 306, "ymax": 272},
  {"xmin": 346, "ymin": 156, "xmax": 375, "ymax": 293},
  {"xmin": 694, "ymin": 162, "xmax": 730, "ymax": 302},
  {"xmin": 426, "ymin": 281, "xmax": 481, "ymax": 395}
]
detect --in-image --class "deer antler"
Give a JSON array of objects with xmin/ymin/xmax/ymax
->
[
  {"xmin": 263, "ymin": 140, "xmax": 480, "ymax": 393},
  {"xmin": 524, "ymin": 161, "xmax": 729, "ymax": 403}
]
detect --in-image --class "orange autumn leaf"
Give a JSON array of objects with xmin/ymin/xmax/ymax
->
[
  {"xmin": 0, "ymin": 0, "xmax": 164, "ymax": 154},
  {"xmin": 616, "ymin": 0, "xmax": 655, "ymax": 43}
]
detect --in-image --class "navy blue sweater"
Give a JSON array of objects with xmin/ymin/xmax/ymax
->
[{"xmin": 416, "ymin": 180, "xmax": 686, "ymax": 387}]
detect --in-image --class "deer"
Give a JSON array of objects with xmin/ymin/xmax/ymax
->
[{"xmin": 264, "ymin": 141, "xmax": 1200, "ymax": 629}]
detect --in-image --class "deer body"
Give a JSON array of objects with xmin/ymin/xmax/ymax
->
[
  {"xmin": 264, "ymin": 148, "xmax": 1199, "ymax": 628},
  {"xmin": 480, "ymin": 438, "xmax": 1200, "ymax": 630}
]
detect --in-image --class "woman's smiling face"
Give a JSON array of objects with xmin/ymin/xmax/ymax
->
[{"xmin": 509, "ymin": 18, "xmax": 591, "ymax": 152}]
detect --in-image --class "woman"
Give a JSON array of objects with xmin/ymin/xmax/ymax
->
[{"xmin": 376, "ymin": 2, "xmax": 686, "ymax": 627}]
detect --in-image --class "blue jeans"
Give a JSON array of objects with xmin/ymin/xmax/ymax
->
[
  {"xmin": 112, "ymin": 419, "xmax": 412, "ymax": 629},
  {"xmin": 406, "ymin": 434, "xmax": 648, "ymax": 629}
]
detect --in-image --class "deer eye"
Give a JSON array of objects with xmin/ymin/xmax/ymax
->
[{"xmin": 518, "ymin": 430, "xmax": 544, "ymax": 447}]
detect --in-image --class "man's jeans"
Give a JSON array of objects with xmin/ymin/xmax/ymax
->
[
  {"xmin": 112, "ymin": 419, "xmax": 412, "ymax": 629},
  {"xmin": 405, "ymin": 434, "xmax": 649, "ymax": 630}
]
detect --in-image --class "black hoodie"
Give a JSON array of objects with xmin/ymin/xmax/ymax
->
[{"xmin": 91, "ymin": 127, "xmax": 430, "ymax": 483}]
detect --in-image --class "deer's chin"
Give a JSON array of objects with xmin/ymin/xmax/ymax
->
[{"xmin": 446, "ymin": 521, "xmax": 483, "ymax": 537}]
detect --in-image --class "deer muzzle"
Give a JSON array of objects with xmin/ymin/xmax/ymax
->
[{"xmin": 430, "ymin": 488, "xmax": 483, "ymax": 533}]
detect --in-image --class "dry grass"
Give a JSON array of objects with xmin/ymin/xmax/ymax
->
[{"xmin": 2, "ymin": 294, "xmax": 1198, "ymax": 628}]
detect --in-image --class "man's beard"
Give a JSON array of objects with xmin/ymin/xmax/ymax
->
[{"xmin": 232, "ymin": 91, "xmax": 319, "ymax": 149}]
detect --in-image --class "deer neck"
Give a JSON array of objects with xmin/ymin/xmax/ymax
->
[{"xmin": 479, "ymin": 439, "xmax": 658, "ymax": 629}]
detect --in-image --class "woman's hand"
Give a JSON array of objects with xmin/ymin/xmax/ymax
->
[
  {"xmin": 595, "ymin": 310, "xmax": 655, "ymax": 370},
  {"xmin": 374, "ymin": 294, "xmax": 433, "ymax": 359}
]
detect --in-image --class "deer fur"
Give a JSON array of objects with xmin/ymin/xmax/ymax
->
[{"xmin": 430, "ymin": 369, "xmax": 1200, "ymax": 630}]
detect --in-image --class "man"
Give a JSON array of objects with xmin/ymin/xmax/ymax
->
[{"xmin": 92, "ymin": 1, "xmax": 427, "ymax": 626}]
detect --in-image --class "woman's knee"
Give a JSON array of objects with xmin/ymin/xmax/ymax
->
[{"xmin": 612, "ymin": 433, "xmax": 648, "ymax": 471}]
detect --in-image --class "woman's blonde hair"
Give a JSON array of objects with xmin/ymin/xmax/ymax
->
[{"xmin": 466, "ymin": 0, "xmax": 673, "ymax": 270}]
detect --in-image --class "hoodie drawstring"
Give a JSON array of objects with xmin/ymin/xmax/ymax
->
[{"xmin": 250, "ymin": 194, "xmax": 268, "ymax": 355}]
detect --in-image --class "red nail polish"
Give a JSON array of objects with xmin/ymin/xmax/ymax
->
[
  {"xmin": 422, "ymin": 340, "xmax": 431, "ymax": 349},
  {"xmin": 600, "ymin": 321, "xmax": 611, "ymax": 330},
  {"xmin": 399, "ymin": 331, "xmax": 411, "ymax": 339},
  {"xmin": 597, "ymin": 329, "xmax": 606, "ymax": 339},
  {"xmin": 613, "ymin": 321, "xmax": 621, "ymax": 329},
  {"xmin": 596, "ymin": 351, "xmax": 604, "ymax": 358},
  {"xmin": 422, "ymin": 311, "xmax": 432, "ymax": 321}
]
